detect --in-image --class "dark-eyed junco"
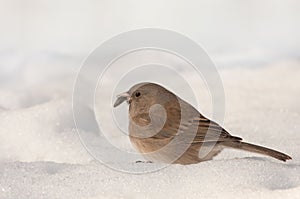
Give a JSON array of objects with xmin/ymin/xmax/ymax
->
[{"xmin": 114, "ymin": 82, "xmax": 292, "ymax": 164}]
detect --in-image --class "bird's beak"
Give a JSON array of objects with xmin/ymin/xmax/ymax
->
[{"xmin": 113, "ymin": 92, "xmax": 131, "ymax": 107}]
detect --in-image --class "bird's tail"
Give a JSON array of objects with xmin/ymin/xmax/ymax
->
[{"xmin": 220, "ymin": 141, "xmax": 292, "ymax": 162}]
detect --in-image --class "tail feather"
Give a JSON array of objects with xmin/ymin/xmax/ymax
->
[{"xmin": 220, "ymin": 141, "xmax": 292, "ymax": 162}]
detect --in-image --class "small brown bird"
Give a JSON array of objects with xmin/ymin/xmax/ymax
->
[{"xmin": 114, "ymin": 82, "xmax": 292, "ymax": 165}]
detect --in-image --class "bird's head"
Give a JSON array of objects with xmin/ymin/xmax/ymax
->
[{"xmin": 113, "ymin": 82, "xmax": 175, "ymax": 111}]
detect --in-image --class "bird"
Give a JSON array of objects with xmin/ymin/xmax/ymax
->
[{"xmin": 113, "ymin": 82, "xmax": 292, "ymax": 165}]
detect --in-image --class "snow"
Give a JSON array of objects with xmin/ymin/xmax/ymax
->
[
  {"xmin": 1, "ymin": 159, "xmax": 300, "ymax": 199},
  {"xmin": 0, "ymin": 52, "xmax": 300, "ymax": 198}
]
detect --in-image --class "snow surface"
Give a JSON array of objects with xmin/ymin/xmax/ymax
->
[{"xmin": 0, "ymin": 54, "xmax": 299, "ymax": 198}]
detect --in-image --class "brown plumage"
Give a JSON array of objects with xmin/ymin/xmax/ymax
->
[{"xmin": 113, "ymin": 82, "xmax": 292, "ymax": 165}]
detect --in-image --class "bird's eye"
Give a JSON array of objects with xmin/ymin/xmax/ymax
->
[{"xmin": 135, "ymin": 91, "xmax": 141, "ymax": 98}]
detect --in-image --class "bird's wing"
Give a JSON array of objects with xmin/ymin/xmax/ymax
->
[
  {"xmin": 189, "ymin": 117, "xmax": 242, "ymax": 143},
  {"xmin": 131, "ymin": 99, "xmax": 242, "ymax": 143},
  {"xmin": 156, "ymin": 102, "xmax": 242, "ymax": 143},
  {"xmin": 159, "ymin": 116, "xmax": 241, "ymax": 143}
]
